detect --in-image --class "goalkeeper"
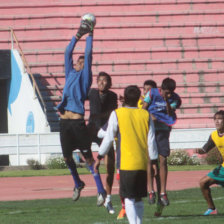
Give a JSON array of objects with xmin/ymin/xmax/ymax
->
[{"xmin": 57, "ymin": 19, "xmax": 106, "ymax": 206}]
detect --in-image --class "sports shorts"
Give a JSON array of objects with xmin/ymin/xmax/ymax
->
[
  {"xmin": 60, "ymin": 119, "xmax": 92, "ymax": 159},
  {"xmin": 89, "ymin": 126, "xmax": 115, "ymax": 162},
  {"xmin": 207, "ymin": 165, "xmax": 224, "ymax": 187},
  {"xmin": 155, "ymin": 129, "xmax": 171, "ymax": 157},
  {"xmin": 120, "ymin": 170, "xmax": 147, "ymax": 198}
]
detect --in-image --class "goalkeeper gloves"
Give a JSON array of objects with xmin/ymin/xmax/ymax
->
[{"xmin": 76, "ymin": 20, "xmax": 94, "ymax": 39}]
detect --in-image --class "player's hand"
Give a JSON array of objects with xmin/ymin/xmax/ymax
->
[
  {"xmin": 76, "ymin": 20, "xmax": 93, "ymax": 39},
  {"xmin": 94, "ymin": 159, "xmax": 101, "ymax": 173}
]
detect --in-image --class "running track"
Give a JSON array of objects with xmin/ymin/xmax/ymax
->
[{"xmin": 0, "ymin": 170, "xmax": 209, "ymax": 201}]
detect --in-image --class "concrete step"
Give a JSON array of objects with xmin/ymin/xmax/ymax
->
[
  {"xmin": 28, "ymin": 57, "xmax": 224, "ymax": 74},
  {"xmin": 2, "ymin": 32, "xmax": 224, "ymax": 50},
  {"xmin": 34, "ymin": 69, "xmax": 224, "ymax": 93},
  {"xmin": 2, "ymin": 21, "xmax": 224, "ymax": 39},
  {"xmin": 2, "ymin": 0, "xmax": 224, "ymax": 16},
  {"xmin": 17, "ymin": 45, "xmax": 224, "ymax": 65},
  {"xmin": 2, "ymin": 9, "xmax": 224, "ymax": 27}
]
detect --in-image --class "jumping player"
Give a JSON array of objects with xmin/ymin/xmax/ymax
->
[
  {"xmin": 57, "ymin": 21, "xmax": 106, "ymax": 206},
  {"xmin": 88, "ymin": 71, "xmax": 118, "ymax": 214},
  {"xmin": 195, "ymin": 110, "xmax": 224, "ymax": 215},
  {"xmin": 143, "ymin": 77, "xmax": 181, "ymax": 208},
  {"xmin": 94, "ymin": 85, "xmax": 157, "ymax": 224}
]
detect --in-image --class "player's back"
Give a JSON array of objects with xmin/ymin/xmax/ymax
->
[{"xmin": 115, "ymin": 107, "xmax": 149, "ymax": 171}]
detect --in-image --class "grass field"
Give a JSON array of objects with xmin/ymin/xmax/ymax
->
[
  {"xmin": 0, "ymin": 164, "xmax": 215, "ymax": 177},
  {"xmin": 0, "ymin": 187, "xmax": 223, "ymax": 224}
]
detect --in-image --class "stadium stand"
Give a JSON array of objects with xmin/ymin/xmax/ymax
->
[{"xmin": 0, "ymin": 0, "xmax": 224, "ymax": 131}]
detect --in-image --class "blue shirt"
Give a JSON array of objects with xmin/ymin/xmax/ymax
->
[
  {"xmin": 57, "ymin": 36, "xmax": 93, "ymax": 115},
  {"xmin": 144, "ymin": 88, "xmax": 181, "ymax": 128}
]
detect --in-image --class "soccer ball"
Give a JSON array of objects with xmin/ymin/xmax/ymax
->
[{"xmin": 81, "ymin": 13, "xmax": 96, "ymax": 29}]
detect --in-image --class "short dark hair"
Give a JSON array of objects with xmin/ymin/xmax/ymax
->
[
  {"xmin": 97, "ymin": 71, "xmax": 112, "ymax": 89},
  {"xmin": 124, "ymin": 85, "xmax": 141, "ymax": 107},
  {"xmin": 161, "ymin": 77, "xmax": 176, "ymax": 92},
  {"xmin": 144, "ymin": 80, "xmax": 157, "ymax": 88},
  {"xmin": 214, "ymin": 110, "xmax": 224, "ymax": 119},
  {"xmin": 78, "ymin": 55, "xmax": 84, "ymax": 61}
]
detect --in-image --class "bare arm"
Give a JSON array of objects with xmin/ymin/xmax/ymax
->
[{"xmin": 142, "ymin": 101, "xmax": 149, "ymax": 110}]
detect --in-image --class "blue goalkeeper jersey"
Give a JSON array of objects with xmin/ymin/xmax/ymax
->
[{"xmin": 57, "ymin": 36, "xmax": 93, "ymax": 115}]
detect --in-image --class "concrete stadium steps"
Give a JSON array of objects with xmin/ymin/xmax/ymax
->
[
  {"xmin": 36, "ymin": 69, "xmax": 224, "ymax": 85},
  {"xmin": 2, "ymin": 0, "xmax": 224, "ymax": 16},
  {"xmin": 2, "ymin": 33, "xmax": 224, "ymax": 50},
  {"xmin": 176, "ymin": 92, "xmax": 224, "ymax": 104},
  {"xmin": 39, "ymin": 81, "xmax": 224, "ymax": 97},
  {"xmin": 44, "ymin": 99, "xmax": 220, "ymax": 130},
  {"xmin": 174, "ymin": 114, "xmax": 215, "ymax": 129},
  {"xmin": 10, "ymin": 45, "xmax": 224, "ymax": 65},
  {"xmin": 45, "ymin": 96, "xmax": 224, "ymax": 114},
  {"xmin": 41, "ymin": 79, "xmax": 224, "ymax": 131},
  {"xmin": 2, "ymin": 8, "xmax": 224, "ymax": 27},
  {"xmin": 29, "ymin": 59, "xmax": 224, "ymax": 74},
  {"xmin": 2, "ymin": 21, "xmax": 224, "ymax": 39},
  {"xmin": 34, "ymin": 70, "xmax": 224, "ymax": 96},
  {"xmin": 1, "ymin": 0, "xmax": 224, "ymax": 131}
]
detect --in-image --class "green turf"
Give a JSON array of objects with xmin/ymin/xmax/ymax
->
[
  {"xmin": 168, "ymin": 164, "xmax": 216, "ymax": 171},
  {"xmin": 0, "ymin": 165, "xmax": 216, "ymax": 177},
  {"xmin": 0, "ymin": 166, "xmax": 107, "ymax": 177},
  {"xmin": 0, "ymin": 187, "xmax": 223, "ymax": 224}
]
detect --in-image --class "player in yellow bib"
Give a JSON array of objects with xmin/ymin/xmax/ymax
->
[
  {"xmin": 196, "ymin": 110, "xmax": 224, "ymax": 215},
  {"xmin": 94, "ymin": 85, "xmax": 157, "ymax": 224}
]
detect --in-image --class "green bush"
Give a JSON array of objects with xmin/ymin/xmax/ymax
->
[
  {"xmin": 45, "ymin": 156, "xmax": 67, "ymax": 169},
  {"xmin": 167, "ymin": 150, "xmax": 200, "ymax": 166},
  {"xmin": 27, "ymin": 159, "xmax": 43, "ymax": 170},
  {"xmin": 205, "ymin": 147, "xmax": 223, "ymax": 165}
]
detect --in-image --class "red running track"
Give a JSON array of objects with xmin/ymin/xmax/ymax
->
[{"xmin": 0, "ymin": 170, "xmax": 209, "ymax": 201}]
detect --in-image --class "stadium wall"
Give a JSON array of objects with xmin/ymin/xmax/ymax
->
[{"xmin": 0, "ymin": 128, "xmax": 214, "ymax": 166}]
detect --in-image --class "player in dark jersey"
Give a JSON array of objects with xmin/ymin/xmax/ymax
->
[{"xmin": 88, "ymin": 71, "xmax": 118, "ymax": 214}]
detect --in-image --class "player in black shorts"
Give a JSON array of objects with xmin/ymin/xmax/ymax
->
[
  {"xmin": 94, "ymin": 85, "xmax": 157, "ymax": 223},
  {"xmin": 57, "ymin": 20, "xmax": 106, "ymax": 206},
  {"xmin": 88, "ymin": 72, "xmax": 118, "ymax": 214}
]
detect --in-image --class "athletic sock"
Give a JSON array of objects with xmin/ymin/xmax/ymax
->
[
  {"xmin": 125, "ymin": 198, "xmax": 136, "ymax": 224},
  {"xmin": 105, "ymin": 194, "xmax": 111, "ymax": 204},
  {"xmin": 65, "ymin": 158, "xmax": 82, "ymax": 188},
  {"xmin": 88, "ymin": 163, "xmax": 105, "ymax": 193},
  {"xmin": 135, "ymin": 200, "xmax": 144, "ymax": 224}
]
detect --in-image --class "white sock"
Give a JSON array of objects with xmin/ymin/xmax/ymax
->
[
  {"xmin": 125, "ymin": 198, "xmax": 136, "ymax": 224},
  {"xmin": 125, "ymin": 198, "xmax": 144, "ymax": 224},
  {"xmin": 135, "ymin": 201, "xmax": 144, "ymax": 224},
  {"xmin": 105, "ymin": 194, "xmax": 111, "ymax": 204}
]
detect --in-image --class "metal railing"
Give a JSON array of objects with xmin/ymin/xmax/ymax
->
[{"xmin": 3, "ymin": 28, "xmax": 49, "ymax": 126}]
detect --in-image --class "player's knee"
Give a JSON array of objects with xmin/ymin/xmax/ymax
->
[
  {"xmin": 199, "ymin": 178, "xmax": 208, "ymax": 189},
  {"xmin": 159, "ymin": 156, "xmax": 167, "ymax": 166}
]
